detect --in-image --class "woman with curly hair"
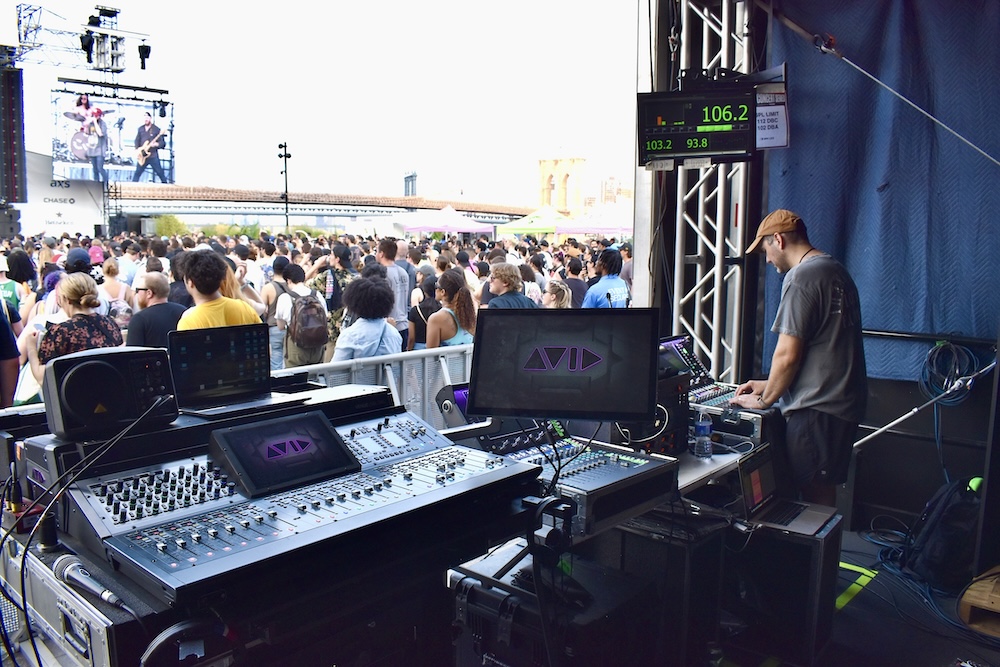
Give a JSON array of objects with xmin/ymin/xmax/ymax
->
[
  {"xmin": 426, "ymin": 269, "xmax": 475, "ymax": 348},
  {"xmin": 25, "ymin": 272, "xmax": 122, "ymax": 384},
  {"xmin": 333, "ymin": 277, "xmax": 402, "ymax": 360}
]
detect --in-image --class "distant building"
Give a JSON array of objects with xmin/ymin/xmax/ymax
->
[{"xmin": 539, "ymin": 158, "xmax": 633, "ymax": 219}]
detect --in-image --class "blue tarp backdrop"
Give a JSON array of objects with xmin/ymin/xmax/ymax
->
[{"xmin": 761, "ymin": 1, "xmax": 1000, "ymax": 380}]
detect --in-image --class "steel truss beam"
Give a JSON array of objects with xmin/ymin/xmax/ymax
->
[{"xmin": 663, "ymin": 0, "xmax": 754, "ymax": 383}]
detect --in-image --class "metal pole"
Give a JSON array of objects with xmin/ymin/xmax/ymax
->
[{"xmin": 278, "ymin": 143, "xmax": 291, "ymax": 234}]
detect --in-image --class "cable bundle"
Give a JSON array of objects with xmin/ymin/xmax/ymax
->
[{"xmin": 918, "ymin": 341, "xmax": 978, "ymax": 406}]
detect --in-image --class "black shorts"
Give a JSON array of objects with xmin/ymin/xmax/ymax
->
[{"xmin": 784, "ymin": 408, "xmax": 858, "ymax": 487}]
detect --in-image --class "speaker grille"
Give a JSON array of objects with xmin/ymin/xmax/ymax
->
[{"xmin": 0, "ymin": 68, "xmax": 27, "ymax": 204}]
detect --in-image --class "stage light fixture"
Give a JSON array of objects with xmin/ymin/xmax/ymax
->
[
  {"xmin": 80, "ymin": 31, "xmax": 95, "ymax": 63},
  {"xmin": 138, "ymin": 42, "xmax": 151, "ymax": 70},
  {"xmin": 158, "ymin": 101, "xmax": 167, "ymax": 118},
  {"xmin": 87, "ymin": 15, "xmax": 101, "ymax": 27}
]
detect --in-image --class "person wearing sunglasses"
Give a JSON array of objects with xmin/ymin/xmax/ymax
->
[{"xmin": 125, "ymin": 272, "xmax": 186, "ymax": 348}]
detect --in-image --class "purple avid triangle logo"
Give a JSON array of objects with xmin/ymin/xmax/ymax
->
[
  {"xmin": 265, "ymin": 439, "xmax": 314, "ymax": 460},
  {"xmin": 523, "ymin": 346, "xmax": 603, "ymax": 372}
]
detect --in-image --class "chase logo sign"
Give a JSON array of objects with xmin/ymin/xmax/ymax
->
[
  {"xmin": 266, "ymin": 439, "xmax": 314, "ymax": 460},
  {"xmin": 524, "ymin": 346, "xmax": 603, "ymax": 373}
]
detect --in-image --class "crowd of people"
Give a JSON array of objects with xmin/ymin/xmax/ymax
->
[
  {"xmin": 0, "ymin": 212, "xmax": 866, "ymax": 512},
  {"xmin": 0, "ymin": 228, "xmax": 633, "ymax": 408}
]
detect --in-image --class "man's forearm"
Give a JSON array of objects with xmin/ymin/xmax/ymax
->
[{"xmin": 759, "ymin": 335, "xmax": 804, "ymax": 407}]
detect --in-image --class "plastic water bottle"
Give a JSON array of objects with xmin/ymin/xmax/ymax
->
[{"xmin": 694, "ymin": 410, "xmax": 713, "ymax": 459}]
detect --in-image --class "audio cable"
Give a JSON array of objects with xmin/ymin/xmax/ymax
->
[{"xmin": 9, "ymin": 395, "xmax": 174, "ymax": 666}]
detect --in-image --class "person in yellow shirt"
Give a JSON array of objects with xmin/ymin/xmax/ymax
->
[{"xmin": 177, "ymin": 251, "xmax": 261, "ymax": 330}]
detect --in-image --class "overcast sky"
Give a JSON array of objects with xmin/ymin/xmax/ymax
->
[{"xmin": 6, "ymin": 1, "xmax": 642, "ymax": 207}]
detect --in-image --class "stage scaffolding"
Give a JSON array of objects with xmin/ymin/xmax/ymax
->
[{"xmin": 652, "ymin": 0, "xmax": 760, "ymax": 383}]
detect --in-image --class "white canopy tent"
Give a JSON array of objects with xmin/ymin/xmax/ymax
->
[{"xmin": 392, "ymin": 206, "xmax": 496, "ymax": 235}]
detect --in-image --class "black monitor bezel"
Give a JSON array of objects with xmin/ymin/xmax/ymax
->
[{"xmin": 466, "ymin": 308, "xmax": 660, "ymax": 422}]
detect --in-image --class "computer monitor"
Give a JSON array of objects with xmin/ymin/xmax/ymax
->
[{"xmin": 466, "ymin": 308, "xmax": 660, "ymax": 422}]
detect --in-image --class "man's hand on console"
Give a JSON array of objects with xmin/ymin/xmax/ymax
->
[{"xmin": 730, "ymin": 379, "xmax": 767, "ymax": 409}]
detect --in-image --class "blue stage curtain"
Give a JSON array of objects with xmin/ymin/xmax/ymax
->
[{"xmin": 761, "ymin": 1, "xmax": 1000, "ymax": 379}]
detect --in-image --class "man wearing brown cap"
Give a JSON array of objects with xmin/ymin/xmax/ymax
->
[{"xmin": 731, "ymin": 209, "xmax": 867, "ymax": 506}]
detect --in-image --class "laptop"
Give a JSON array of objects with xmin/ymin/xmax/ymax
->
[
  {"xmin": 737, "ymin": 442, "xmax": 837, "ymax": 535},
  {"xmin": 168, "ymin": 324, "xmax": 308, "ymax": 419}
]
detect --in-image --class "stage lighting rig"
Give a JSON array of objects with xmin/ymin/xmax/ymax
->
[{"xmin": 73, "ymin": 6, "xmax": 148, "ymax": 73}]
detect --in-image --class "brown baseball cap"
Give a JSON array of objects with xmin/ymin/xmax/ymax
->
[{"xmin": 746, "ymin": 209, "xmax": 803, "ymax": 254}]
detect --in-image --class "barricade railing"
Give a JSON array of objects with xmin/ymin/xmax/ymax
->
[
  {"xmin": 273, "ymin": 344, "xmax": 474, "ymax": 431},
  {"xmin": 0, "ymin": 346, "xmax": 475, "ymax": 436}
]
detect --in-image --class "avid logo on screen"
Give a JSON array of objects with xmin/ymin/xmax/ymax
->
[
  {"xmin": 524, "ymin": 346, "xmax": 603, "ymax": 373},
  {"xmin": 266, "ymin": 439, "xmax": 314, "ymax": 461}
]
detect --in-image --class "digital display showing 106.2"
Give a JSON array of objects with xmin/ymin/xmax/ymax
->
[{"xmin": 637, "ymin": 90, "xmax": 755, "ymax": 164}]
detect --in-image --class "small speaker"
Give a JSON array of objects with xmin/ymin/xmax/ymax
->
[{"xmin": 43, "ymin": 347, "xmax": 178, "ymax": 441}]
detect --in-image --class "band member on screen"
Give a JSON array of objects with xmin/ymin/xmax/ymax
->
[
  {"xmin": 132, "ymin": 112, "xmax": 170, "ymax": 183},
  {"xmin": 73, "ymin": 94, "xmax": 93, "ymax": 128},
  {"xmin": 84, "ymin": 108, "xmax": 109, "ymax": 182}
]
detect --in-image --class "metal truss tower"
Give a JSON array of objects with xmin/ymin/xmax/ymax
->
[{"xmin": 654, "ymin": 0, "xmax": 757, "ymax": 383}]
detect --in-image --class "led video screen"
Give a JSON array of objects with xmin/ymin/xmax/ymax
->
[{"xmin": 51, "ymin": 90, "xmax": 175, "ymax": 184}]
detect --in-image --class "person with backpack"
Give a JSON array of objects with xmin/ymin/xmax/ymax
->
[{"xmin": 275, "ymin": 263, "xmax": 328, "ymax": 368}]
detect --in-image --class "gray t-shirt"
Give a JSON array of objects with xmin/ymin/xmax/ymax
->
[
  {"xmin": 385, "ymin": 263, "xmax": 410, "ymax": 332},
  {"xmin": 772, "ymin": 253, "xmax": 867, "ymax": 422}
]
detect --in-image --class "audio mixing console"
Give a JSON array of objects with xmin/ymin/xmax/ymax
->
[
  {"xmin": 660, "ymin": 334, "xmax": 765, "ymax": 443},
  {"xmin": 64, "ymin": 410, "xmax": 539, "ymax": 606}
]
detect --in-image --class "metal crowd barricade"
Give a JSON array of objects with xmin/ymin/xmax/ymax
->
[{"xmin": 273, "ymin": 344, "xmax": 475, "ymax": 431}]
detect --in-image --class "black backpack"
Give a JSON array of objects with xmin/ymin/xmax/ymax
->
[
  {"xmin": 287, "ymin": 290, "xmax": 329, "ymax": 349},
  {"xmin": 900, "ymin": 477, "xmax": 982, "ymax": 592}
]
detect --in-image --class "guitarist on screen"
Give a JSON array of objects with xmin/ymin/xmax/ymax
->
[{"xmin": 132, "ymin": 112, "xmax": 171, "ymax": 183}]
